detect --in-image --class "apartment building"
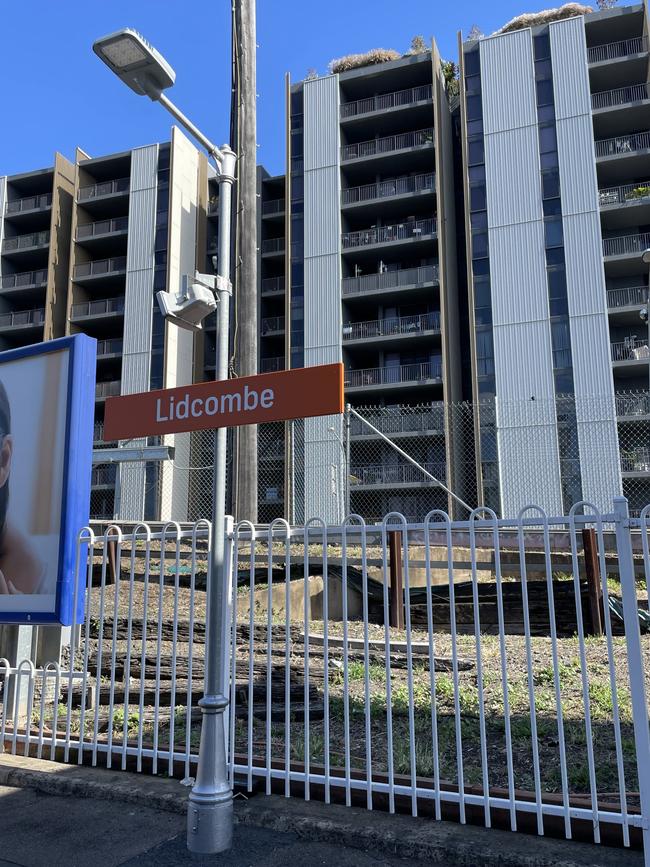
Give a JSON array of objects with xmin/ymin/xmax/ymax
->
[{"xmin": 459, "ymin": 2, "xmax": 649, "ymax": 516}]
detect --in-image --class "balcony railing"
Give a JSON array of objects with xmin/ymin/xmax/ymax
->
[
  {"xmin": 342, "ymin": 218, "xmax": 436, "ymax": 250},
  {"xmin": 261, "ymin": 316, "xmax": 285, "ymax": 335},
  {"xmin": 603, "ymin": 231, "xmax": 650, "ymax": 257},
  {"xmin": 595, "ymin": 130, "xmax": 650, "ymax": 159},
  {"xmin": 76, "ymin": 217, "xmax": 128, "ymax": 240},
  {"xmin": 599, "ymin": 180, "xmax": 650, "ymax": 207},
  {"xmin": 607, "ymin": 285, "xmax": 649, "ymax": 309},
  {"xmin": 261, "ymin": 276, "xmax": 285, "ymax": 296},
  {"xmin": 345, "ymin": 359, "xmax": 442, "ymax": 388},
  {"xmin": 92, "ymin": 464, "xmax": 118, "ymax": 486},
  {"xmin": 588, "ymin": 36, "xmax": 647, "ymax": 64},
  {"xmin": 0, "ymin": 269, "xmax": 48, "ymax": 290},
  {"xmin": 349, "ymin": 406, "xmax": 446, "ymax": 437},
  {"xmin": 96, "ymin": 338, "xmax": 124, "ymax": 358},
  {"xmin": 342, "ymin": 264, "xmax": 439, "ymax": 297},
  {"xmin": 340, "ymin": 84, "xmax": 432, "ymax": 119},
  {"xmin": 0, "ymin": 308, "xmax": 44, "ymax": 329},
  {"xmin": 73, "ymin": 256, "xmax": 127, "ymax": 279},
  {"xmin": 95, "ymin": 380, "xmax": 121, "ymax": 399},
  {"xmin": 343, "ymin": 311, "xmax": 440, "ymax": 342},
  {"xmin": 78, "ymin": 177, "xmax": 129, "ymax": 201},
  {"xmin": 2, "ymin": 231, "xmax": 50, "ymax": 252},
  {"xmin": 621, "ymin": 447, "xmax": 650, "ymax": 474},
  {"xmin": 71, "ymin": 297, "xmax": 125, "ymax": 319},
  {"xmin": 261, "ymin": 238, "xmax": 285, "ymax": 254},
  {"xmin": 341, "ymin": 127, "xmax": 434, "ymax": 162},
  {"xmin": 262, "ymin": 198, "xmax": 285, "ymax": 215},
  {"xmin": 617, "ymin": 391, "xmax": 650, "ymax": 417},
  {"xmin": 342, "ymin": 172, "xmax": 435, "ymax": 206},
  {"xmin": 5, "ymin": 193, "xmax": 52, "ymax": 214},
  {"xmin": 350, "ymin": 462, "xmax": 446, "ymax": 487},
  {"xmin": 611, "ymin": 337, "xmax": 650, "ymax": 362},
  {"xmin": 591, "ymin": 82, "xmax": 650, "ymax": 110},
  {"xmin": 260, "ymin": 356, "xmax": 284, "ymax": 373}
]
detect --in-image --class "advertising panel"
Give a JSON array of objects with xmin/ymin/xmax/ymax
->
[{"xmin": 0, "ymin": 335, "xmax": 95, "ymax": 624}]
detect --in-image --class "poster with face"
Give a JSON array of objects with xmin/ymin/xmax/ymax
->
[{"xmin": 0, "ymin": 336, "xmax": 95, "ymax": 624}]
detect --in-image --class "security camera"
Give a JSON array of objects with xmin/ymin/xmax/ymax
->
[{"xmin": 156, "ymin": 272, "xmax": 218, "ymax": 332}]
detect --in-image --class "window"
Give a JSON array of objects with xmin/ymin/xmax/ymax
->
[
  {"xmin": 464, "ymin": 49, "xmax": 480, "ymax": 77},
  {"xmin": 548, "ymin": 268, "xmax": 568, "ymax": 315},
  {"xmin": 467, "ymin": 119, "xmax": 484, "ymax": 137},
  {"xmin": 472, "ymin": 231, "xmax": 489, "ymax": 259},
  {"xmin": 537, "ymin": 104, "xmax": 555, "ymax": 124},
  {"xmin": 539, "ymin": 125, "xmax": 557, "ymax": 154},
  {"xmin": 554, "ymin": 370, "xmax": 574, "ymax": 395},
  {"xmin": 542, "ymin": 169, "xmax": 560, "ymax": 199},
  {"xmin": 476, "ymin": 328, "xmax": 494, "ymax": 377},
  {"xmin": 468, "ymin": 138, "xmax": 484, "ymax": 165},
  {"xmin": 466, "ymin": 94, "xmax": 483, "ymax": 121},
  {"xmin": 540, "ymin": 149, "xmax": 559, "ymax": 169},
  {"xmin": 470, "ymin": 183, "xmax": 486, "ymax": 211},
  {"xmin": 546, "ymin": 246, "xmax": 565, "ymax": 266},
  {"xmin": 474, "ymin": 277, "xmax": 492, "ymax": 325},
  {"xmin": 535, "ymin": 59, "xmax": 552, "ymax": 80},
  {"xmin": 470, "ymin": 209, "xmax": 488, "ymax": 230},
  {"xmin": 545, "ymin": 217, "xmax": 563, "ymax": 248},
  {"xmin": 551, "ymin": 318, "xmax": 572, "ymax": 370},
  {"xmin": 465, "ymin": 74, "xmax": 481, "ymax": 95},
  {"xmin": 473, "ymin": 257, "xmax": 490, "ymax": 277},
  {"xmin": 543, "ymin": 197, "xmax": 562, "ymax": 216},
  {"xmin": 534, "ymin": 33, "xmax": 550, "ymax": 60},
  {"xmin": 536, "ymin": 79, "xmax": 555, "ymax": 107},
  {"xmin": 469, "ymin": 164, "xmax": 486, "ymax": 183}
]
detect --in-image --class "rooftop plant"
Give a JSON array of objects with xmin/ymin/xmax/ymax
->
[
  {"xmin": 329, "ymin": 48, "xmax": 401, "ymax": 75},
  {"xmin": 498, "ymin": 2, "xmax": 592, "ymax": 33}
]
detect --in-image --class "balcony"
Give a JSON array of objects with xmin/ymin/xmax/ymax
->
[
  {"xmin": 340, "ymin": 84, "xmax": 432, "ymax": 119},
  {"xmin": 261, "ymin": 238, "xmax": 285, "ymax": 256},
  {"xmin": 607, "ymin": 285, "xmax": 648, "ymax": 310},
  {"xmin": 341, "ymin": 172, "xmax": 434, "ymax": 209},
  {"xmin": 617, "ymin": 391, "xmax": 650, "ymax": 418},
  {"xmin": 2, "ymin": 230, "xmax": 50, "ymax": 253},
  {"xmin": 602, "ymin": 231, "xmax": 650, "ymax": 258},
  {"xmin": 5, "ymin": 193, "xmax": 52, "ymax": 215},
  {"xmin": 595, "ymin": 131, "xmax": 650, "ymax": 159},
  {"xmin": 342, "ymin": 217, "xmax": 436, "ymax": 252},
  {"xmin": 342, "ymin": 264, "xmax": 439, "ymax": 299},
  {"xmin": 71, "ymin": 297, "xmax": 125, "ymax": 320},
  {"xmin": 91, "ymin": 464, "xmax": 118, "ymax": 487},
  {"xmin": 0, "ymin": 308, "xmax": 44, "ymax": 330},
  {"xmin": 610, "ymin": 336, "xmax": 649, "ymax": 364},
  {"xmin": 349, "ymin": 462, "xmax": 446, "ymax": 489},
  {"xmin": 0, "ymin": 269, "xmax": 48, "ymax": 293},
  {"xmin": 591, "ymin": 82, "xmax": 650, "ymax": 111},
  {"xmin": 73, "ymin": 256, "xmax": 127, "ymax": 285},
  {"xmin": 96, "ymin": 338, "xmax": 124, "ymax": 359},
  {"xmin": 599, "ymin": 180, "xmax": 650, "ymax": 209},
  {"xmin": 261, "ymin": 276, "xmax": 285, "ymax": 297},
  {"xmin": 261, "ymin": 315, "xmax": 285, "ymax": 336},
  {"xmin": 588, "ymin": 36, "xmax": 647, "ymax": 64},
  {"xmin": 342, "ymin": 311, "xmax": 440, "ymax": 344},
  {"xmin": 76, "ymin": 217, "xmax": 128, "ymax": 241},
  {"xmin": 621, "ymin": 447, "xmax": 650, "ymax": 475},
  {"xmin": 95, "ymin": 380, "xmax": 121, "ymax": 401},
  {"xmin": 260, "ymin": 356, "xmax": 284, "ymax": 373},
  {"xmin": 262, "ymin": 198, "xmax": 285, "ymax": 216},
  {"xmin": 78, "ymin": 177, "xmax": 129, "ymax": 202},
  {"xmin": 345, "ymin": 359, "xmax": 442, "ymax": 391},
  {"xmin": 341, "ymin": 128, "xmax": 434, "ymax": 162},
  {"xmin": 349, "ymin": 406, "xmax": 445, "ymax": 438}
]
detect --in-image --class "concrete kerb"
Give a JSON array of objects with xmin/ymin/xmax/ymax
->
[{"xmin": 0, "ymin": 754, "xmax": 642, "ymax": 867}]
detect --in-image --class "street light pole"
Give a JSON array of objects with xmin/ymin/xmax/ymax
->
[
  {"xmin": 92, "ymin": 28, "xmax": 238, "ymax": 855},
  {"xmin": 641, "ymin": 249, "xmax": 650, "ymax": 400}
]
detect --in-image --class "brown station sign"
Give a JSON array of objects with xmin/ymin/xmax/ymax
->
[{"xmin": 103, "ymin": 362, "xmax": 344, "ymax": 441}]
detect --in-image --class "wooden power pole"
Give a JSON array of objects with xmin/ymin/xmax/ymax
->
[{"xmin": 232, "ymin": 0, "xmax": 258, "ymax": 522}]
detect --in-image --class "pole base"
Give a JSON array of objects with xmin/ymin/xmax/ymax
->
[{"xmin": 187, "ymin": 794, "xmax": 233, "ymax": 855}]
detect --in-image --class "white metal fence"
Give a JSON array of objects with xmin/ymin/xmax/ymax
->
[{"xmin": 3, "ymin": 500, "xmax": 650, "ymax": 858}]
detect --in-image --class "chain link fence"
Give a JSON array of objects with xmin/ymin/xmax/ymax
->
[{"xmin": 90, "ymin": 391, "xmax": 650, "ymax": 523}]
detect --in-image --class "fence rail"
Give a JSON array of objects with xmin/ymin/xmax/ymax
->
[
  {"xmin": 3, "ymin": 502, "xmax": 650, "ymax": 861},
  {"xmin": 342, "ymin": 173, "xmax": 435, "ymax": 206},
  {"xmin": 0, "ymin": 308, "xmax": 44, "ymax": 328},
  {"xmin": 0, "ymin": 269, "xmax": 48, "ymax": 290},
  {"xmin": 611, "ymin": 337, "xmax": 650, "ymax": 362},
  {"xmin": 343, "ymin": 311, "xmax": 440, "ymax": 342},
  {"xmin": 5, "ymin": 193, "xmax": 52, "ymax": 214},
  {"xmin": 260, "ymin": 356, "xmax": 284, "ymax": 373},
  {"xmin": 2, "ymin": 231, "xmax": 50, "ymax": 252},
  {"xmin": 340, "ymin": 84, "xmax": 432, "ymax": 118},
  {"xmin": 78, "ymin": 177, "xmax": 129, "ymax": 201},
  {"xmin": 342, "ymin": 265, "xmax": 439, "ymax": 297},
  {"xmin": 595, "ymin": 131, "xmax": 650, "ymax": 159},
  {"xmin": 603, "ymin": 232, "xmax": 650, "ymax": 257},
  {"xmin": 261, "ymin": 316, "xmax": 285, "ymax": 335},
  {"xmin": 262, "ymin": 198, "xmax": 285, "ymax": 215},
  {"xmin": 608, "ymin": 286, "xmax": 649, "ymax": 309},
  {"xmin": 341, "ymin": 128, "xmax": 434, "ymax": 161},
  {"xmin": 621, "ymin": 447, "xmax": 650, "ymax": 473},
  {"xmin": 617, "ymin": 391, "xmax": 650, "ymax": 417},
  {"xmin": 591, "ymin": 82, "xmax": 650, "ymax": 110},
  {"xmin": 350, "ymin": 461, "xmax": 446, "ymax": 486},
  {"xmin": 73, "ymin": 256, "xmax": 127, "ymax": 279},
  {"xmin": 346, "ymin": 359, "xmax": 442, "ymax": 388},
  {"xmin": 599, "ymin": 181, "xmax": 650, "ymax": 207},
  {"xmin": 261, "ymin": 238, "xmax": 285, "ymax": 254},
  {"xmin": 77, "ymin": 217, "xmax": 128, "ymax": 240},
  {"xmin": 342, "ymin": 218, "xmax": 436, "ymax": 250},
  {"xmin": 95, "ymin": 380, "xmax": 121, "ymax": 399},
  {"xmin": 71, "ymin": 298, "xmax": 125, "ymax": 319},
  {"xmin": 588, "ymin": 36, "xmax": 647, "ymax": 64},
  {"xmin": 261, "ymin": 277, "xmax": 285, "ymax": 296}
]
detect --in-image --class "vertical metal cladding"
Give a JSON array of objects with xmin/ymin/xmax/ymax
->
[
  {"xmin": 481, "ymin": 27, "xmax": 562, "ymax": 514},
  {"xmin": 480, "ymin": 29, "xmax": 537, "ymax": 135},
  {"xmin": 550, "ymin": 16, "xmax": 621, "ymax": 508},
  {"xmin": 303, "ymin": 74, "xmax": 344, "ymax": 523},
  {"xmin": 0, "ymin": 177, "xmax": 5, "ymax": 252}
]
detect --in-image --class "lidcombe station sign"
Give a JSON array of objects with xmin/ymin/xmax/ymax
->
[{"xmin": 104, "ymin": 363, "xmax": 344, "ymax": 440}]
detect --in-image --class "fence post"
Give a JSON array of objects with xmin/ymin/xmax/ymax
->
[
  {"xmin": 582, "ymin": 528, "xmax": 602, "ymax": 637},
  {"xmin": 388, "ymin": 530, "xmax": 404, "ymax": 630},
  {"xmin": 613, "ymin": 496, "xmax": 650, "ymax": 862},
  {"xmin": 221, "ymin": 516, "xmax": 235, "ymax": 758}
]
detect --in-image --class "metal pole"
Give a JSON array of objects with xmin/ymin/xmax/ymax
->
[
  {"xmin": 157, "ymin": 91, "xmax": 224, "ymax": 163},
  {"xmin": 187, "ymin": 145, "xmax": 237, "ymax": 855},
  {"xmin": 345, "ymin": 403, "xmax": 351, "ymax": 517}
]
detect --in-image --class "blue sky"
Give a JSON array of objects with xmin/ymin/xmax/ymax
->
[{"xmin": 1, "ymin": 0, "xmax": 590, "ymax": 177}]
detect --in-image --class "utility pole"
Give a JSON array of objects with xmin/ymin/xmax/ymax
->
[{"xmin": 232, "ymin": 0, "xmax": 258, "ymax": 522}]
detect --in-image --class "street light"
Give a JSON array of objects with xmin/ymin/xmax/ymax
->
[
  {"xmin": 641, "ymin": 250, "xmax": 650, "ymax": 398},
  {"xmin": 94, "ymin": 27, "xmax": 235, "ymax": 856}
]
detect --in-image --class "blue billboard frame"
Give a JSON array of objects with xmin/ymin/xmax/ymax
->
[{"xmin": 0, "ymin": 335, "xmax": 95, "ymax": 625}]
